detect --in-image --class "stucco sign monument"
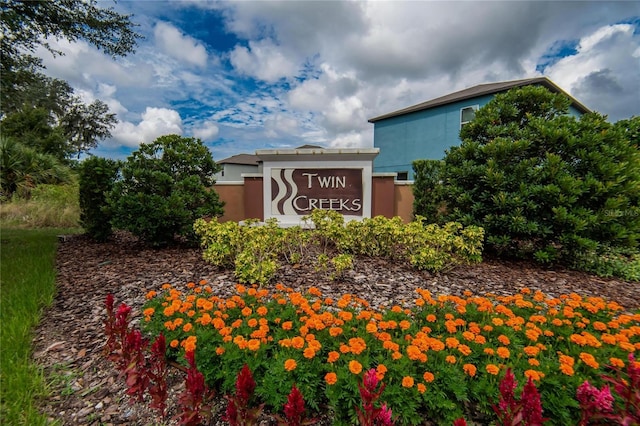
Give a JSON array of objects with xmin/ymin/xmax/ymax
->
[{"xmin": 256, "ymin": 147, "xmax": 379, "ymax": 225}]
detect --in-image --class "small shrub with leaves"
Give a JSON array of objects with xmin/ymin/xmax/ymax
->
[
  {"xmin": 78, "ymin": 156, "xmax": 120, "ymax": 241},
  {"xmin": 110, "ymin": 134, "xmax": 224, "ymax": 247}
]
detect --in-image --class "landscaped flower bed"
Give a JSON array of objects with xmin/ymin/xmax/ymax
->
[{"xmin": 136, "ymin": 281, "xmax": 640, "ymax": 425}]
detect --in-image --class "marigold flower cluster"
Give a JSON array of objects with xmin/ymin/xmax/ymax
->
[{"xmin": 142, "ymin": 283, "xmax": 640, "ymax": 424}]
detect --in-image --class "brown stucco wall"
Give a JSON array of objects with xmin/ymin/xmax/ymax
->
[
  {"xmin": 394, "ymin": 183, "xmax": 414, "ymax": 223},
  {"xmin": 243, "ymin": 176, "xmax": 264, "ymax": 220},
  {"xmin": 213, "ymin": 183, "xmax": 245, "ymax": 222},
  {"xmin": 371, "ymin": 175, "xmax": 396, "ymax": 218}
]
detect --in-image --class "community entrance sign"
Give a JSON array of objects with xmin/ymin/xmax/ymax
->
[{"xmin": 256, "ymin": 147, "xmax": 379, "ymax": 225}]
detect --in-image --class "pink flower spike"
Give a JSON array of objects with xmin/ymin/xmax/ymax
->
[
  {"xmin": 377, "ymin": 403, "xmax": 394, "ymax": 426},
  {"xmin": 364, "ymin": 368, "xmax": 379, "ymax": 392},
  {"xmin": 594, "ymin": 385, "xmax": 614, "ymax": 413}
]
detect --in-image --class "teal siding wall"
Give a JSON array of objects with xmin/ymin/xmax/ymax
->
[
  {"xmin": 373, "ymin": 94, "xmax": 494, "ymax": 179},
  {"xmin": 373, "ymin": 94, "xmax": 586, "ymax": 180}
]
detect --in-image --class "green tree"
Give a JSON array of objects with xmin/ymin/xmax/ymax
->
[
  {"xmin": 1, "ymin": 0, "xmax": 141, "ymax": 112},
  {"xmin": 109, "ymin": 135, "xmax": 225, "ymax": 247},
  {"xmin": 437, "ymin": 86, "xmax": 640, "ymax": 263}
]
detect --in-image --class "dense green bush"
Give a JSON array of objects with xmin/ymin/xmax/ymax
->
[
  {"xmin": 110, "ymin": 134, "xmax": 224, "ymax": 246},
  {"xmin": 412, "ymin": 159, "xmax": 445, "ymax": 222},
  {"xmin": 421, "ymin": 86, "xmax": 640, "ymax": 265},
  {"xmin": 78, "ymin": 156, "xmax": 120, "ymax": 241}
]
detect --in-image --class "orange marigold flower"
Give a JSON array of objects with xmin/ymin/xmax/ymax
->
[
  {"xmin": 458, "ymin": 345, "xmax": 472, "ymax": 356},
  {"xmin": 392, "ymin": 351, "xmax": 403, "ymax": 360},
  {"xmin": 282, "ymin": 321, "xmax": 293, "ymax": 331},
  {"xmin": 426, "ymin": 314, "xmax": 437, "ymax": 322},
  {"xmin": 498, "ymin": 335, "xmax": 511, "ymax": 346},
  {"xmin": 284, "ymin": 359, "xmax": 297, "ymax": 371},
  {"xmin": 402, "ymin": 376, "xmax": 414, "ymax": 388},
  {"xmin": 146, "ymin": 290, "xmax": 157, "ymax": 300},
  {"xmin": 579, "ymin": 352, "xmax": 599, "ymax": 369},
  {"xmin": 446, "ymin": 337, "xmax": 460, "ymax": 349},
  {"xmin": 497, "ymin": 347, "xmax": 510, "ymax": 359},
  {"xmin": 163, "ymin": 306, "xmax": 175, "ymax": 317},
  {"xmin": 474, "ymin": 335, "xmax": 487, "ymax": 345},
  {"xmin": 349, "ymin": 360, "xmax": 363, "ymax": 375},
  {"xmin": 303, "ymin": 347, "xmax": 315, "ymax": 359},
  {"xmin": 247, "ymin": 339, "xmax": 260, "ymax": 351},
  {"xmin": 462, "ymin": 331, "xmax": 475, "ymax": 341},
  {"xmin": 609, "ymin": 357, "xmax": 625, "ymax": 368},
  {"xmin": 399, "ymin": 320, "xmax": 411, "ymax": 330},
  {"xmin": 524, "ymin": 370, "xmax": 544, "ymax": 382},
  {"xmin": 329, "ymin": 327, "xmax": 343, "ymax": 337},
  {"xmin": 325, "ymin": 372, "xmax": 337, "ymax": 385},
  {"xmin": 486, "ymin": 364, "xmax": 500, "ymax": 375},
  {"xmin": 216, "ymin": 347, "xmax": 225, "ymax": 355},
  {"xmin": 492, "ymin": 318, "xmax": 504, "ymax": 326},
  {"xmin": 366, "ymin": 322, "xmax": 378, "ymax": 334},
  {"xmin": 484, "ymin": 348, "xmax": 495, "ymax": 356},
  {"xmin": 528, "ymin": 358, "xmax": 540, "ymax": 366},
  {"xmin": 446, "ymin": 355, "xmax": 456, "ymax": 364},
  {"xmin": 559, "ymin": 364, "xmax": 574, "ymax": 376},
  {"xmin": 291, "ymin": 336, "xmax": 305, "ymax": 349},
  {"xmin": 417, "ymin": 383, "xmax": 426, "ymax": 394},
  {"xmin": 524, "ymin": 346, "xmax": 540, "ymax": 357},
  {"xmin": 170, "ymin": 339, "xmax": 179, "ymax": 348},
  {"xmin": 593, "ymin": 321, "xmax": 607, "ymax": 331},
  {"xmin": 422, "ymin": 371, "xmax": 435, "ymax": 383},
  {"xmin": 183, "ymin": 323, "xmax": 193, "ymax": 333},
  {"xmin": 463, "ymin": 363, "xmax": 477, "ymax": 377}
]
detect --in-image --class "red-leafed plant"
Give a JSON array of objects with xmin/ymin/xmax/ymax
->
[
  {"xmin": 176, "ymin": 350, "xmax": 214, "ymax": 426},
  {"xmin": 276, "ymin": 384, "xmax": 317, "ymax": 426},
  {"xmin": 104, "ymin": 295, "xmax": 150, "ymax": 403},
  {"xmin": 224, "ymin": 364, "xmax": 264, "ymax": 426},
  {"xmin": 492, "ymin": 368, "xmax": 548, "ymax": 426},
  {"xmin": 577, "ymin": 353, "xmax": 640, "ymax": 425},
  {"xmin": 122, "ymin": 328, "xmax": 149, "ymax": 402},
  {"xmin": 147, "ymin": 334, "xmax": 169, "ymax": 418},
  {"xmin": 356, "ymin": 368, "xmax": 395, "ymax": 426}
]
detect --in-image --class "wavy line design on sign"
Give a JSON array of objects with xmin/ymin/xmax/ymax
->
[{"xmin": 272, "ymin": 169, "xmax": 297, "ymax": 215}]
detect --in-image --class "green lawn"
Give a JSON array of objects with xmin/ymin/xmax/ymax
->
[{"xmin": 0, "ymin": 228, "xmax": 79, "ymax": 425}]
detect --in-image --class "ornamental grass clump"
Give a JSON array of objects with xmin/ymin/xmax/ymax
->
[{"xmin": 141, "ymin": 281, "xmax": 639, "ymax": 425}]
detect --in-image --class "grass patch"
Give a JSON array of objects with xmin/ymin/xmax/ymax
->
[
  {"xmin": 0, "ymin": 227, "xmax": 79, "ymax": 425},
  {"xmin": 0, "ymin": 183, "xmax": 80, "ymax": 228}
]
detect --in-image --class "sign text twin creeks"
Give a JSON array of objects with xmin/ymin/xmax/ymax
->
[{"xmin": 271, "ymin": 168, "xmax": 363, "ymax": 216}]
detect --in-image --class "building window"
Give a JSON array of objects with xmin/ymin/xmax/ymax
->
[
  {"xmin": 396, "ymin": 171, "xmax": 408, "ymax": 181},
  {"xmin": 460, "ymin": 105, "xmax": 479, "ymax": 127}
]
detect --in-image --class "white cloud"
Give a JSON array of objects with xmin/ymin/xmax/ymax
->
[
  {"xmin": 544, "ymin": 23, "xmax": 640, "ymax": 120},
  {"xmin": 111, "ymin": 107, "xmax": 183, "ymax": 147},
  {"xmin": 230, "ymin": 39, "xmax": 299, "ymax": 82},
  {"xmin": 191, "ymin": 121, "xmax": 219, "ymax": 140},
  {"xmin": 154, "ymin": 21, "xmax": 208, "ymax": 67}
]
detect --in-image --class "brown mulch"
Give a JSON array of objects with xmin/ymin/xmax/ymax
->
[{"xmin": 33, "ymin": 231, "xmax": 640, "ymax": 425}]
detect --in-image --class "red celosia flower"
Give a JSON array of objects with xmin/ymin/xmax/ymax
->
[
  {"xmin": 283, "ymin": 384, "xmax": 306, "ymax": 426},
  {"xmin": 521, "ymin": 376, "xmax": 546, "ymax": 425},
  {"xmin": 235, "ymin": 364, "xmax": 256, "ymax": 405},
  {"xmin": 452, "ymin": 419, "xmax": 467, "ymax": 426}
]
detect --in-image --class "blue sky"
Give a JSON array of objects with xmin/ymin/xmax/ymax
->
[{"xmin": 35, "ymin": 1, "xmax": 640, "ymax": 161}]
